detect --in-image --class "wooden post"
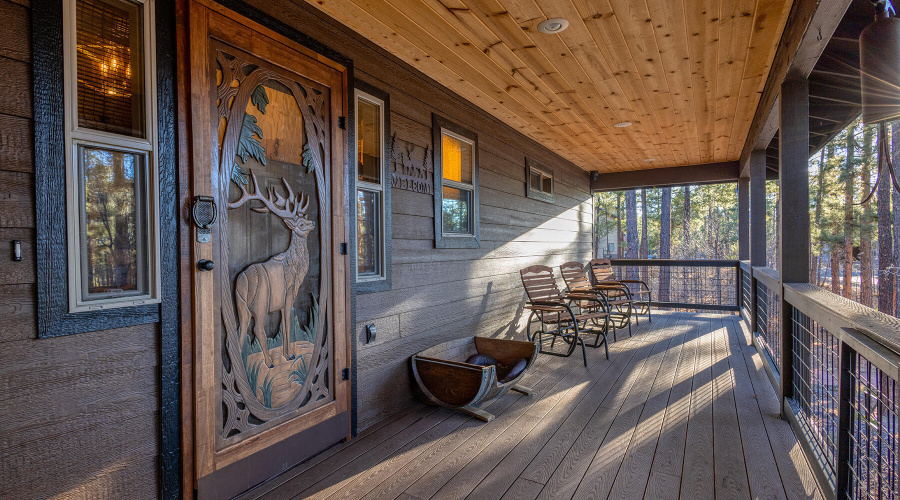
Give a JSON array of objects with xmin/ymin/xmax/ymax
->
[
  {"xmin": 835, "ymin": 341, "xmax": 854, "ymax": 499},
  {"xmin": 778, "ymin": 76, "xmax": 811, "ymax": 414},
  {"xmin": 738, "ymin": 176, "xmax": 749, "ymax": 314},
  {"xmin": 750, "ymin": 150, "xmax": 767, "ymax": 338}
]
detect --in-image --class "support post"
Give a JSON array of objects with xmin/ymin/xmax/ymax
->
[
  {"xmin": 738, "ymin": 176, "xmax": 750, "ymax": 314},
  {"xmin": 835, "ymin": 341, "xmax": 854, "ymax": 499},
  {"xmin": 750, "ymin": 150, "xmax": 767, "ymax": 338},
  {"xmin": 778, "ymin": 76, "xmax": 811, "ymax": 414}
]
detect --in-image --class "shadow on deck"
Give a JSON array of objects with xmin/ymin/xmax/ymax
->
[{"xmin": 239, "ymin": 310, "xmax": 822, "ymax": 500}]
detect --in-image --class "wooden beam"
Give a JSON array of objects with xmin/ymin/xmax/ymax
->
[
  {"xmin": 590, "ymin": 161, "xmax": 740, "ymax": 192},
  {"xmin": 739, "ymin": 0, "xmax": 853, "ymax": 170}
]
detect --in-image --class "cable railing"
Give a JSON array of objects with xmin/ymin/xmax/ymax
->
[
  {"xmin": 608, "ymin": 259, "xmax": 740, "ymax": 312},
  {"xmin": 743, "ymin": 280, "xmax": 900, "ymax": 500}
]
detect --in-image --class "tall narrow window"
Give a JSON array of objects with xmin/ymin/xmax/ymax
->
[
  {"xmin": 355, "ymin": 88, "xmax": 389, "ymax": 287},
  {"xmin": 64, "ymin": 0, "xmax": 159, "ymax": 311},
  {"xmin": 433, "ymin": 114, "xmax": 479, "ymax": 248}
]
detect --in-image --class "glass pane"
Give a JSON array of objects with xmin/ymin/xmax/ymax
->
[
  {"xmin": 442, "ymin": 186, "xmax": 471, "ymax": 234},
  {"xmin": 79, "ymin": 145, "xmax": 146, "ymax": 298},
  {"xmin": 530, "ymin": 171, "xmax": 541, "ymax": 191},
  {"xmin": 541, "ymin": 176, "xmax": 552, "ymax": 194},
  {"xmin": 442, "ymin": 133, "xmax": 473, "ymax": 184},
  {"xmin": 357, "ymin": 190, "xmax": 380, "ymax": 276},
  {"xmin": 76, "ymin": 0, "xmax": 145, "ymax": 137},
  {"xmin": 357, "ymin": 98, "xmax": 381, "ymax": 184}
]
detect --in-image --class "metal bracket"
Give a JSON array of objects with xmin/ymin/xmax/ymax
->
[{"xmin": 192, "ymin": 196, "xmax": 217, "ymax": 243}]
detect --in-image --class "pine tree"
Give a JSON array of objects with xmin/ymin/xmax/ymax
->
[
  {"xmin": 878, "ymin": 122, "xmax": 894, "ymax": 315},
  {"xmin": 659, "ymin": 187, "xmax": 672, "ymax": 301},
  {"xmin": 860, "ymin": 125, "xmax": 874, "ymax": 307},
  {"xmin": 843, "ymin": 127, "xmax": 856, "ymax": 299},
  {"xmin": 625, "ymin": 190, "xmax": 638, "ymax": 280}
]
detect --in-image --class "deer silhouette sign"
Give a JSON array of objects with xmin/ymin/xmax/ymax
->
[{"xmin": 230, "ymin": 170, "xmax": 315, "ymax": 368}]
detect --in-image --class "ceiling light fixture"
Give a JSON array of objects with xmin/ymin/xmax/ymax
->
[
  {"xmin": 644, "ymin": 159, "xmax": 656, "ymax": 162},
  {"xmin": 538, "ymin": 18, "xmax": 569, "ymax": 34},
  {"xmin": 614, "ymin": 121, "xmax": 632, "ymax": 128}
]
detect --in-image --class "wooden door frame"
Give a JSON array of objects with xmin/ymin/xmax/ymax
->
[{"xmin": 175, "ymin": 0, "xmax": 355, "ymax": 496}]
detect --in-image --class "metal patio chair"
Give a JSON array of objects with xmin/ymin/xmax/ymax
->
[
  {"xmin": 559, "ymin": 261, "xmax": 632, "ymax": 340},
  {"xmin": 519, "ymin": 265, "xmax": 610, "ymax": 366},
  {"xmin": 588, "ymin": 258, "xmax": 652, "ymax": 322}
]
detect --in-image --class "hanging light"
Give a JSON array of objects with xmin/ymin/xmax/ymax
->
[{"xmin": 860, "ymin": 0, "xmax": 900, "ymax": 123}]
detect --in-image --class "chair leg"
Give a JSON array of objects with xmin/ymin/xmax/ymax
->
[{"xmin": 579, "ymin": 337, "xmax": 587, "ymax": 366}]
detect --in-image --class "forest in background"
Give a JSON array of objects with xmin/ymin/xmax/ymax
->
[{"xmin": 594, "ymin": 119, "xmax": 900, "ymax": 317}]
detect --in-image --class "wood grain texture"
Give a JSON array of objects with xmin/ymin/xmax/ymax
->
[
  {"xmin": 297, "ymin": 0, "xmax": 791, "ymax": 173},
  {"xmin": 250, "ymin": 312, "xmax": 831, "ymax": 500}
]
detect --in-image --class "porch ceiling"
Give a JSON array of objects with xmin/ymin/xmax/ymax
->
[{"xmin": 302, "ymin": 0, "xmax": 794, "ymax": 173}]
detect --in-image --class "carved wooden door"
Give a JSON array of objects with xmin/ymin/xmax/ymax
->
[{"xmin": 187, "ymin": 0, "xmax": 350, "ymax": 491}]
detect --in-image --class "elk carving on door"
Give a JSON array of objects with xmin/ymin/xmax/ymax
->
[{"xmin": 213, "ymin": 47, "xmax": 336, "ymax": 441}]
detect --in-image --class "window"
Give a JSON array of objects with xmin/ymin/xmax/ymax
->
[
  {"xmin": 63, "ymin": 0, "xmax": 159, "ymax": 311},
  {"xmin": 526, "ymin": 159, "xmax": 554, "ymax": 203},
  {"xmin": 433, "ymin": 114, "xmax": 480, "ymax": 248},
  {"xmin": 354, "ymin": 83, "xmax": 391, "ymax": 293}
]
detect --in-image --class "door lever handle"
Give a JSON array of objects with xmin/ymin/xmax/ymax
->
[{"xmin": 197, "ymin": 259, "xmax": 215, "ymax": 271}]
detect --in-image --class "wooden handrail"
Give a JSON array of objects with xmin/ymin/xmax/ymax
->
[
  {"xmin": 783, "ymin": 283, "xmax": 900, "ymax": 370},
  {"xmin": 751, "ymin": 266, "xmax": 780, "ymax": 290}
]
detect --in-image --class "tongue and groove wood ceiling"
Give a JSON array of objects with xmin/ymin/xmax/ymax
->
[{"xmin": 304, "ymin": 0, "xmax": 794, "ymax": 173}]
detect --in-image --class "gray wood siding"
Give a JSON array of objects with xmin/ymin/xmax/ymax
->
[
  {"xmin": 238, "ymin": 0, "xmax": 593, "ymax": 431},
  {"xmin": 0, "ymin": 0, "xmax": 159, "ymax": 497}
]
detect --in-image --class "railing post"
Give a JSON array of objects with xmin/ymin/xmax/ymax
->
[
  {"xmin": 778, "ymin": 76, "xmax": 810, "ymax": 412},
  {"xmin": 836, "ymin": 340, "xmax": 854, "ymax": 499}
]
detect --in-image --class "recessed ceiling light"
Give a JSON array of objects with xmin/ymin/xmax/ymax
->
[
  {"xmin": 614, "ymin": 121, "xmax": 632, "ymax": 128},
  {"xmin": 644, "ymin": 159, "xmax": 656, "ymax": 162},
  {"xmin": 538, "ymin": 18, "xmax": 569, "ymax": 34}
]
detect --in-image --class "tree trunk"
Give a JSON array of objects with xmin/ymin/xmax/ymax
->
[
  {"xmin": 659, "ymin": 187, "xmax": 672, "ymax": 301},
  {"xmin": 683, "ymin": 186, "xmax": 691, "ymax": 257},
  {"xmin": 625, "ymin": 190, "xmax": 638, "ymax": 280},
  {"xmin": 640, "ymin": 188, "xmax": 648, "ymax": 284},
  {"xmin": 831, "ymin": 243, "xmax": 841, "ymax": 295},
  {"xmin": 814, "ymin": 148, "xmax": 827, "ymax": 286},
  {"xmin": 878, "ymin": 123, "xmax": 894, "ymax": 314},
  {"xmin": 860, "ymin": 125, "xmax": 874, "ymax": 307},
  {"xmin": 843, "ymin": 128, "xmax": 856, "ymax": 299},
  {"xmin": 616, "ymin": 192, "xmax": 623, "ymax": 258}
]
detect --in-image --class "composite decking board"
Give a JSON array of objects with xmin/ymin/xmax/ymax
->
[
  {"xmin": 648, "ymin": 313, "xmax": 704, "ymax": 480},
  {"xmin": 644, "ymin": 470, "xmax": 682, "ymax": 500},
  {"xmin": 679, "ymin": 314, "xmax": 717, "ymax": 500},
  {"xmin": 723, "ymin": 316, "xmax": 788, "ymax": 500},
  {"xmin": 522, "ymin": 312, "xmax": 681, "ymax": 499},
  {"xmin": 464, "ymin": 317, "xmax": 660, "ymax": 500},
  {"xmin": 735, "ymin": 318, "xmax": 825, "ymax": 500},
  {"xmin": 541, "ymin": 312, "xmax": 687, "ymax": 500},
  {"xmin": 604, "ymin": 312, "xmax": 691, "ymax": 500},
  {"xmin": 429, "ymin": 316, "xmax": 663, "ymax": 500},
  {"xmin": 335, "ymin": 353, "xmax": 573, "ymax": 500},
  {"xmin": 256, "ymin": 312, "xmax": 824, "ymax": 500},
  {"xmin": 293, "ymin": 353, "xmax": 562, "ymax": 500},
  {"xmin": 237, "ymin": 405, "xmax": 427, "ymax": 499},
  {"xmin": 402, "ymin": 320, "xmax": 647, "ymax": 500},
  {"xmin": 355, "ymin": 342, "xmax": 597, "ymax": 500},
  {"xmin": 564, "ymin": 312, "xmax": 684, "ymax": 500},
  {"xmin": 710, "ymin": 316, "xmax": 752, "ymax": 500},
  {"xmin": 520, "ymin": 310, "xmax": 677, "ymax": 486}
]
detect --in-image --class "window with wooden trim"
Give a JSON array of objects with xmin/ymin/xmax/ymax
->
[
  {"xmin": 433, "ymin": 114, "xmax": 479, "ymax": 248},
  {"xmin": 64, "ymin": 0, "xmax": 160, "ymax": 311},
  {"xmin": 354, "ymin": 84, "xmax": 391, "ymax": 293},
  {"xmin": 526, "ymin": 159, "xmax": 554, "ymax": 203}
]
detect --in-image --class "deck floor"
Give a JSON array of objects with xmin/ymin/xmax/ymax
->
[{"xmin": 243, "ymin": 311, "xmax": 824, "ymax": 500}]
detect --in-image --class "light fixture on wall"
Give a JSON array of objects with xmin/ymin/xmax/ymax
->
[
  {"xmin": 538, "ymin": 18, "xmax": 569, "ymax": 34},
  {"xmin": 860, "ymin": 0, "xmax": 900, "ymax": 124},
  {"xmin": 614, "ymin": 121, "xmax": 632, "ymax": 128}
]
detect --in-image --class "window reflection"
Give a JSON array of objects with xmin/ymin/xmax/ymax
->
[
  {"xmin": 79, "ymin": 145, "xmax": 147, "ymax": 297},
  {"xmin": 442, "ymin": 186, "xmax": 470, "ymax": 234},
  {"xmin": 357, "ymin": 189, "xmax": 380, "ymax": 276}
]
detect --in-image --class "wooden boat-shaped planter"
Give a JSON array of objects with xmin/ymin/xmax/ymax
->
[{"xmin": 411, "ymin": 336, "xmax": 538, "ymax": 422}]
